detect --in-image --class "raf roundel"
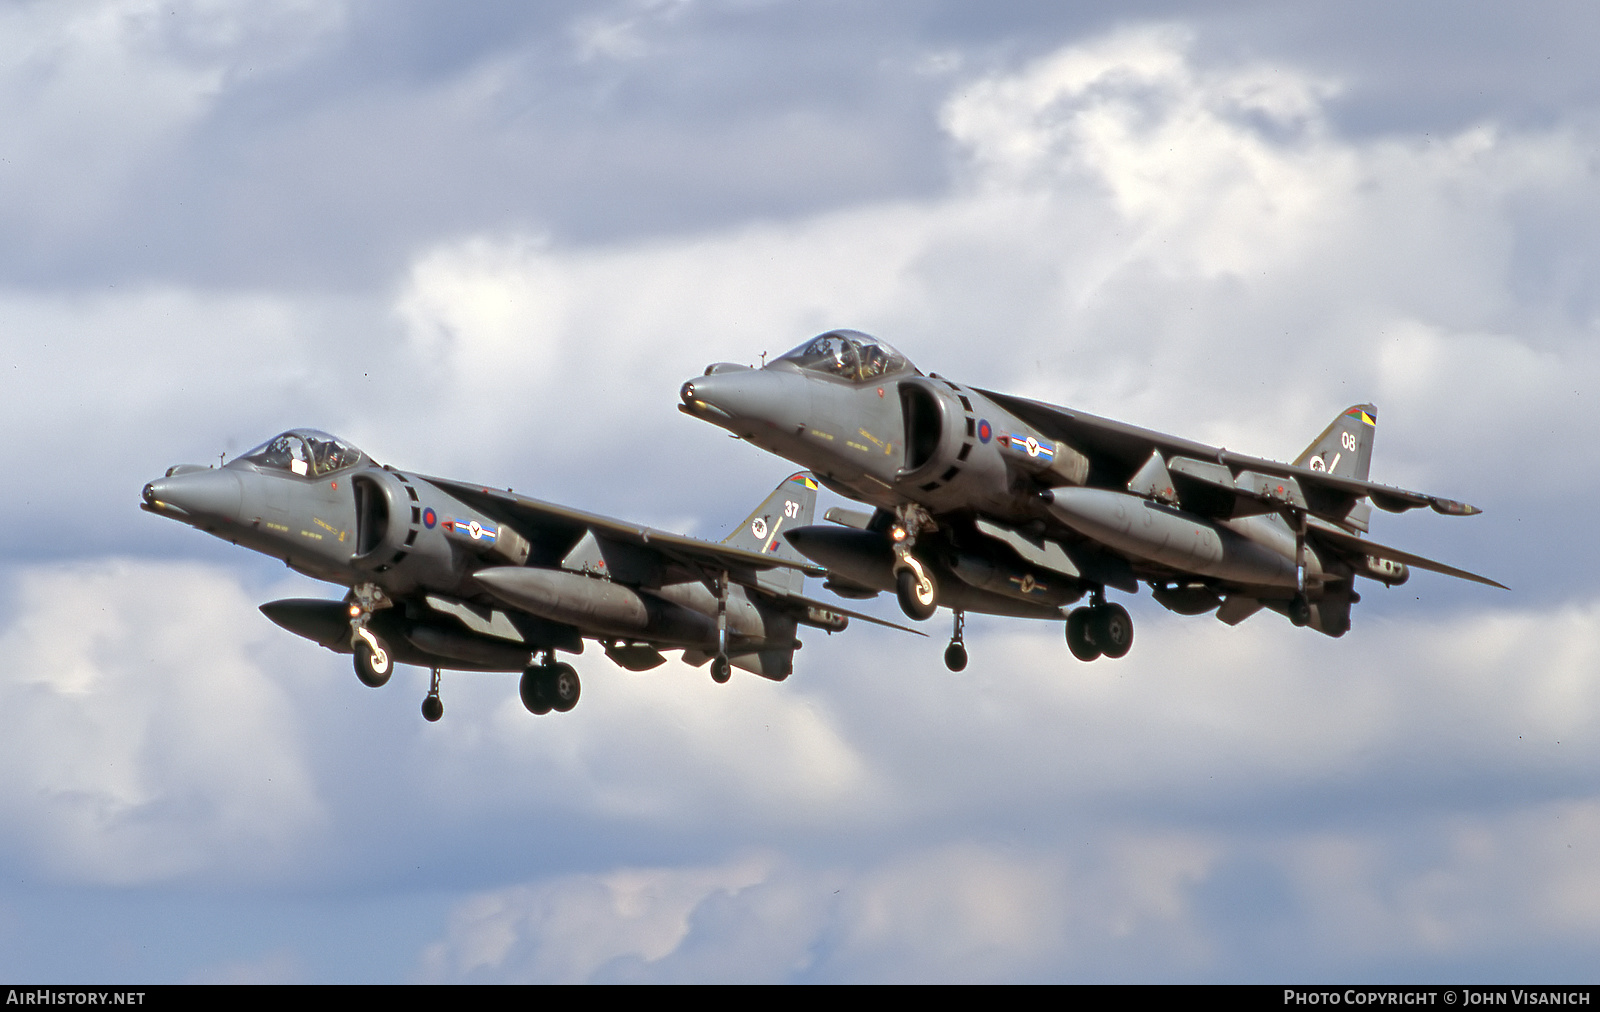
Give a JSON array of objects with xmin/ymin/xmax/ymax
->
[
  {"xmin": 422, "ymin": 507, "xmax": 437, "ymax": 528},
  {"xmin": 977, "ymin": 419, "xmax": 992, "ymax": 444}
]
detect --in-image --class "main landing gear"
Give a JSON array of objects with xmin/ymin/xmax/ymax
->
[
  {"xmin": 1065, "ymin": 590, "xmax": 1133, "ymax": 662},
  {"xmin": 520, "ymin": 653, "xmax": 581, "ymax": 715},
  {"xmin": 944, "ymin": 609, "xmax": 968, "ymax": 672}
]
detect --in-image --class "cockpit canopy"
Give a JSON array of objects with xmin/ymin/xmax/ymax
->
[
  {"xmin": 772, "ymin": 330, "xmax": 915, "ymax": 383},
  {"xmin": 233, "ymin": 429, "xmax": 366, "ymax": 477}
]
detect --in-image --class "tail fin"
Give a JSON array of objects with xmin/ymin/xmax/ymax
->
[
  {"xmin": 722, "ymin": 472, "xmax": 820, "ymax": 595},
  {"xmin": 1295, "ymin": 404, "xmax": 1377, "ymax": 481}
]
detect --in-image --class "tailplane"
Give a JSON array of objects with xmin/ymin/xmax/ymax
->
[{"xmin": 722, "ymin": 472, "xmax": 821, "ymax": 595}]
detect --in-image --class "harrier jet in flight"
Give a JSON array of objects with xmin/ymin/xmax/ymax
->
[
  {"xmin": 680, "ymin": 330, "xmax": 1502, "ymax": 670},
  {"xmin": 143, "ymin": 430, "xmax": 911, "ymax": 720}
]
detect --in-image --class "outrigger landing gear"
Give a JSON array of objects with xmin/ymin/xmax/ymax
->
[
  {"xmin": 944, "ymin": 609, "xmax": 968, "ymax": 672},
  {"xmin": 710, "ymin": 569, "xmax": 733, "ymax": 683},
  {"xmin": 1289, "ymin": 509, "xmax": 1312, "ymax": 628},
  {"xmin": 1065, "ymin": 588, "xmax": 1134, "ymax": 662},
  {"xmin": 421, "ymin": 667, "xmax": 444, "ymax": 722}
]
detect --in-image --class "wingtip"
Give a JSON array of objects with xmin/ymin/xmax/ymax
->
[{"xmin": 1430, "ymin": 498, "xmax": 1483, "ymax": 517}]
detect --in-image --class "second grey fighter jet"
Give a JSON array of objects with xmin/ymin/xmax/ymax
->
[
  {"xmin": 143, "ymin": 430, "xmax": 911, "ymax": 721},
  {"xmin": 679, "ymin": 330, "xmax": 1503, "ymax": 670}
]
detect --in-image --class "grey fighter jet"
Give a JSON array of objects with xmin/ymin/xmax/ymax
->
[
  {"xmin": 142, "ymin": 429, "xmax": 911, "ymax": 721},
  {"xmin": 679, "ymin": 330, "xmax": 1503, "ymax": 670}
]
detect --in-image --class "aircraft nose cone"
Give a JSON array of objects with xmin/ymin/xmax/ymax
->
[
  {"xmin": 679, "ymin": 368, "xmax": 794, "ymax": 432},
  {"xmin": 143, "ymin": 468, "xmax": 243, "ymax": 522}
]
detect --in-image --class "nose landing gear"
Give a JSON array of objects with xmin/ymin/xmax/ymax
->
[
  {"xmin": 896, "ymin": 563, "xmax": 938, "ymax": 621},
  {"xmin": 348, "ymin": 582, "xmax": 395, "ymax": 687},
  {"xmin": 889, "ymin": 507, "xmax": 938, "ymax": 622},
  {"xmin": 353, "ymin": 629, "xmax": 392, "ymax": 687}
]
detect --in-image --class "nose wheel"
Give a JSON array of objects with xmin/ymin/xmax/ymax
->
[
  {"xmin": 348, "ymin": 583, "xmax": 395, "ymax": 687},
  {"xmin": 353, "ymin": 630, "xmax": 392, "ymax": 687},
  {"xmin": 895, "ymin": 562, "xmax": 937, "ymax": 621},
  {"xmin": 943, "ymin": 609, "xmax": 968, "ymax": 671}
]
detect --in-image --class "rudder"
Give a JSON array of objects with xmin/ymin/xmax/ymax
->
[
  {"xmin": 722, "ymin": 472, "xmax": 820, "ymax": 595},
  {"xmin": 1295, "ymin": 404, "xmax": 1377, "ymax": 481}
]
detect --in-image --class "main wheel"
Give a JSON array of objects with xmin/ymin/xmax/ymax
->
[
  {"xmin": 520, "ymin": 666, "xmax": 554, "ymax": 715},
  {"xmin": 421, "ymin": 694, "xmax": 444, "ymax": 722},
  {"xmin": 1065, "ymin": 607, "xmax": 1102, "ymax": 662},
  {"xmin": 710, "ymin": 655, "xmax": 732, "ymax": 683},
  {"xmin": 1093, "ymin": 603, "xmax": 1134, "ymax": 659},
  {"xmin": 551, "ymin": 663, "xmax": 581, "ymax": 713},
  {"xmin": 896, "ymin": 567, "xmax": 937, "ymax": 621},
  {"xmin": 354, "ymin": 637, "xmax": 392, "ymax": 687},
  {"xmin": 944, "ymin": 642, "xmax": 968, "ymax": 672}
]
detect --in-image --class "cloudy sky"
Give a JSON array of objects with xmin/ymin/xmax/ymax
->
[{"xmin": 2, "ymin": 0, "xmax": 1598, "ymax": 983}]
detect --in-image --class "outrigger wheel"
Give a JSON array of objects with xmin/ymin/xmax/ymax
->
[
  {"xmin": 710, "ymin": 654, "xmax": 732, "ymax": 684},
  {"xmin": 421, "ymin": 667, "xmax": 444, "ymax": 722},
  {"xmin": 944, "ymin": 609, "xmax": 968, "ymax": 672}
]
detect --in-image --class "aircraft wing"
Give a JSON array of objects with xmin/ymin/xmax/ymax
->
[
  {"xmin": 1308, "ymin": 523, "xmax": 1509, "ymax": 589},
  {"xmin": 419, "ymin": 476, "xmax": 827, "ymax": 585},
  {"xmin": 759, "ymin": 588, "xmax": 928, "ymax": 636},
  {"xmin": 980, "ymin": 390, "xmax": 1483, "ymax": 523}
]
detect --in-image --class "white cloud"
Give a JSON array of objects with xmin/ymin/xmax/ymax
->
[
  {"xmin": 570, "ymin": 0, "xmax": 692, "ymax": 64},
  {"xmin": 417, "ymin": 853, "xmax": 779, "ymax": 983},
  {"xmin": 415, "ymin": 800, "xmax": 1600, "ymax": 982},
  {"xmin": 0, "ymin": 559, "xmax": 325, "ymax": 885}
]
